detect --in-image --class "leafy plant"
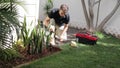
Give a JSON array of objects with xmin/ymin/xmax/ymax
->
[
  {"xmin": 13, "ymin": 39, "xmax": 25, "ymax": 53},
  {"xmin": 0, "ymin": 48, "xmax": 20, "ymax": 61},
  {"xmin": 44, "ymin": 0, "xmax": 54, "ymax": 15},
  {"xmin": 0, "ymin": 0, "xmax": 24, "ymax": 61},
  {"xmin": 30, "ymin": 21, "xmax": 45, "ymax": 54},
  {"xmin": 95, "ymin": 31, "xmax": 109, "ymax": 40},
  {"xmin": 20, "ymin": 17, "xmax": 52, "ymax": 54},
  {"xmin": 20, "ymin": 17, "xmax": 32, "ymax": 54}
]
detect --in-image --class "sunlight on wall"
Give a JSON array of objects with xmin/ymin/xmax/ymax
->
[
  {"xmin": 18, "ymin": 0, "xmax": 37, "ymax": 23},
  {"xmin": 12, "ymin": 0, "xmax": 40, "ymax": 41}
]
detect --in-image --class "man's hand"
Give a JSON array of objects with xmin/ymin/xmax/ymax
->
[
  {"xmin": 59, "ymin": 35, "xmax": 63, "ymax": 42},
  {"xmin": 59, "ymin": 24, "xmax": 68, "ymax": 42}
]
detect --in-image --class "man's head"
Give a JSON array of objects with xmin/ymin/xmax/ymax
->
[{"xmin": 59, "ymin": 4, "xmax": 69, "ymax": 17}]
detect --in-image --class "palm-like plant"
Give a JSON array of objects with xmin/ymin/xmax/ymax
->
[
  {"xmin": 21, "ymin": 18, "xmax": 52, "ymax": 55},
  {"xmin": 0, "ymin": 0, "xmax": 23, "ymax": 61},
  {"xmin": 0, "ymin": 0, "xmax": 22, "ymax": 48}
]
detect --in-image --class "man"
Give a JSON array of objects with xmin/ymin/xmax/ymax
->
[{"xmin": 43, "ymin": 4, "xmax": 70, "ymax": 45}]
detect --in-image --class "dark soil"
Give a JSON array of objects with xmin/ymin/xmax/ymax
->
[{"xmin": 0, "ymin": 46, "xmax": 61, "ymax": 68}]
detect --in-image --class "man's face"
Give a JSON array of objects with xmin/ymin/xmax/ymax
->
[{"xmin": 59, "ymin": 10, "xmax": 66, "ymax": 17}]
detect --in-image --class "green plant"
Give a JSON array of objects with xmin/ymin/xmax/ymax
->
[
  {"xmin": 21, "ymin": 17, "xmax": 32, "ymax": 54},
  {"xmin": 13, "ymin": 39, "xmax": 25, "ymax": 53},
  {"xmin": 0, "ymin": 0, "xmax": 24, "ymax": 61},
  {"xmin": 95, "ymin": 32, "xmax": 105, "ymax": 39},
  {"xmin": 30, "ymin": 20, "xmax": 52, "ymax": 54},
  {"xmin": 0, "ymin": 48, "xmax": 20, "ymax": 61},
  {"xmin": 30, "ymin": 21, "xmax": 45, "ymax": 54},
  {"xmin": 44, "ymin": 0, "xmax": 53, "ymax": 15},
  {"xmin": 20, "ymin": 18, "xmax": 52, "ymax": 54}
]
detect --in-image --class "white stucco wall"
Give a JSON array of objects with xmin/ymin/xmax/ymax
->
[
  {"xmin": 39, "ymin": 0, "xmax": 87, "ymax": 29},
  {"xmin": 18, "ymin": 0, "xmax": 39, "ymax": 25},
  {"xmin": 12, "ymin": 0, "xmax": 40, "ymax": 41},
  {"xmin": 19, "ymin": 0, "xmax": 120, "ymax": 38},
  {"xmin": 96, "ymin": 0, "xmax": 120, "ymax": 37}
]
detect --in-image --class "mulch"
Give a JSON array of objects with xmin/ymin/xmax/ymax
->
[{"xmin": 0, "ymin": 46, "xmax": 61, "ymax": 68}]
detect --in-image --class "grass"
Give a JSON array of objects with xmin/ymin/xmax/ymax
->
[{"xmin": 20, "ymin": 34, "xmax": 120, "ymax": 68}]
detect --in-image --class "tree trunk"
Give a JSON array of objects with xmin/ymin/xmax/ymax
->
[
  {"xmin": 95, "ymin": 0, "xmax": 101, "ymax": 29},
  {"xmin": 81, "ymin": 0, "xmax": 90, "ymax": 29},
  {"xmin": 88, "ymin": 0, "xmax": 95, "ymax": 32},
  {"xmin": 97, "ymin": 0, "xmax": 120, "ymax": 31}
]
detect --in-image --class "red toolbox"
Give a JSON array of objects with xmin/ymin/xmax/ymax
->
[{"xmin": 75, "ymin": 32, "xmax": 98, "ymax": 45}]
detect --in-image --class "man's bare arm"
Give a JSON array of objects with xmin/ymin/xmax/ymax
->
[
  {"xmin": 43, "ymin": 16, "xmax": 51, "ymax": 27},
  {"xmin": 62, "ymin": 24, "xmax": 69, "ymax": 34}
]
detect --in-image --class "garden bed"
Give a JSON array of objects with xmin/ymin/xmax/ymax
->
[
  {"xmin": 0, "ymin": 27, "xmax": 80, "ymax": 68},
  {"xmin": 0, "ymin": 46, "xmax": 61, "ymax": 68}
]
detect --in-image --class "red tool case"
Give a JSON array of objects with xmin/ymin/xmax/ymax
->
[{"xmin": 75, "ymin": 32, "xmax": 98, "ymax": 45}]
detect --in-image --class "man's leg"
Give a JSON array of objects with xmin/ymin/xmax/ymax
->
[
  {"xmin": 49, "ymin": 25, "xmax": 56, "ymax": 45},
  {"xmin": 55, "ymin": 25, "xmax": 67, "ymax": 41},
  {"xmin": 49, "ymin": 25, "xmax": 67, "ymax": 45}
]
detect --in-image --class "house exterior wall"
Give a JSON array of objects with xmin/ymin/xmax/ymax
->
[
  {"xmin": 18, "ymin": 0, "xmax": 39, "ymax": 25},
  {"xmin": 19, "ymin": 0, "xmax": 120, "ymax": 38},
  {"xmin": 12, "ymin": 0, "xmax": 40, "ymax": 41}
]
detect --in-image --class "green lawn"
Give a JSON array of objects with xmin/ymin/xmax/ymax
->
[{"xmin": 20, "ymin": 35, "xmax": 120, "ymax": 68}]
